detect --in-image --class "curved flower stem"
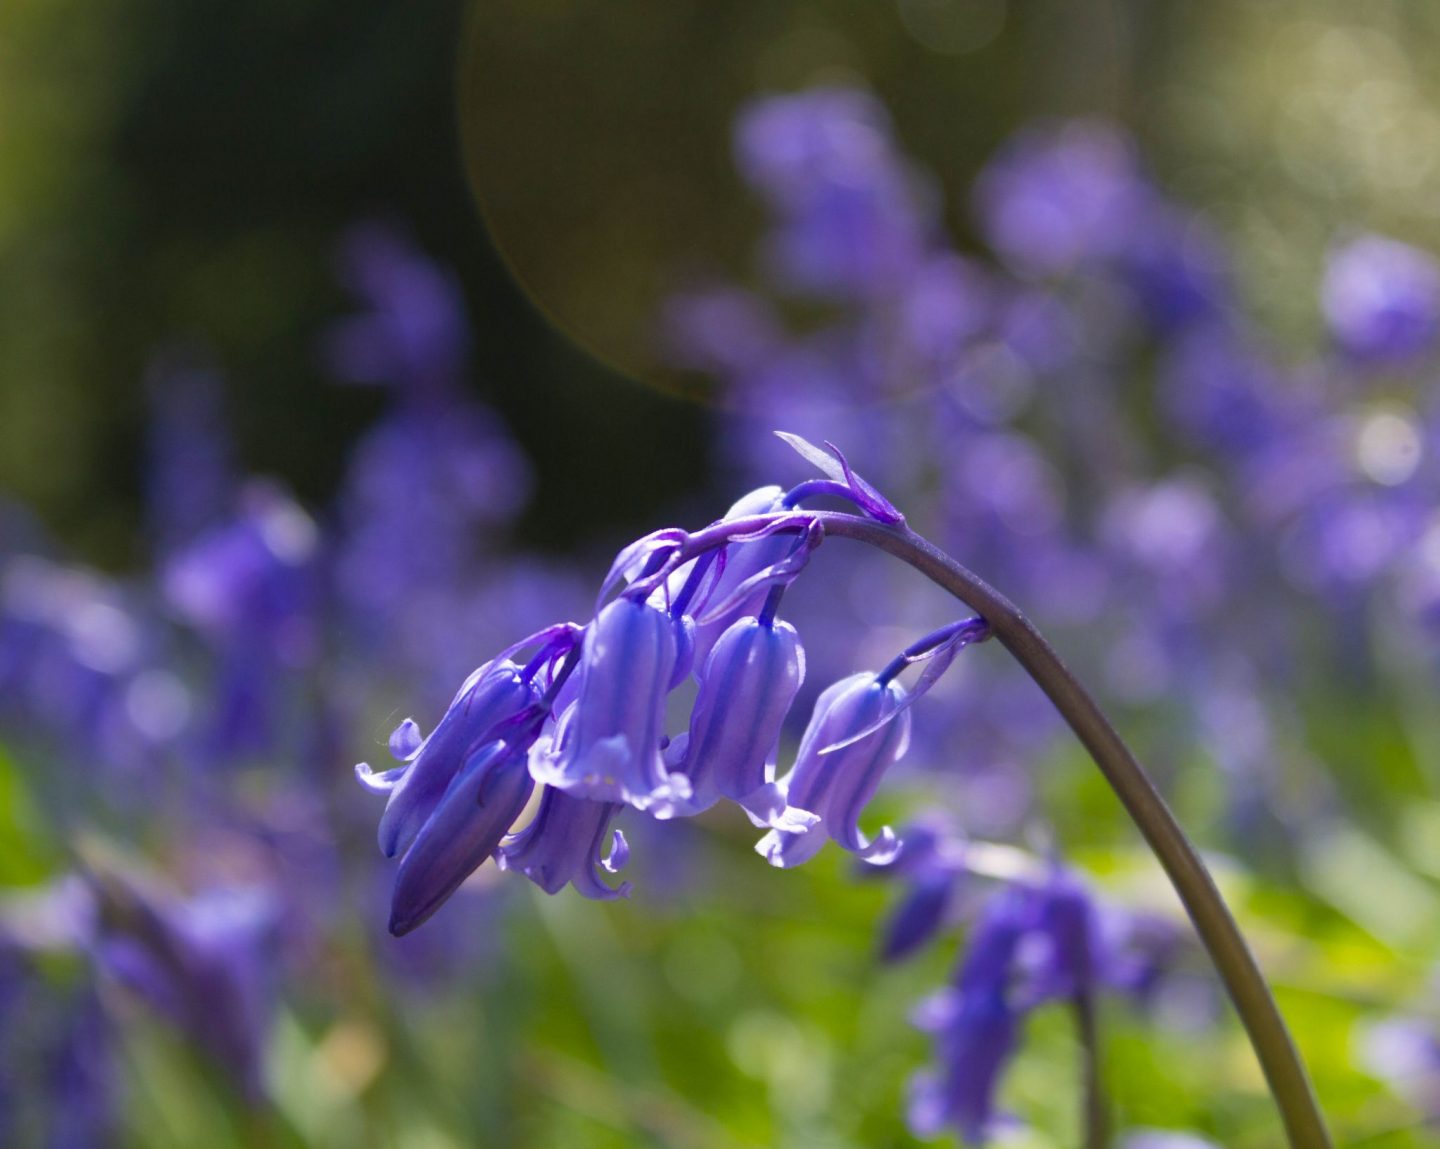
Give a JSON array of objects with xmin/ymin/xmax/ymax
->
[{"xmin": 815, "ymin": 513, "xmax": 1332, "ymax": 1149}]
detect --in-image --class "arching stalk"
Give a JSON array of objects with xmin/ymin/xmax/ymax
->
[{"xmin": 817, "ymin": 512, "xmax": 1332, "ymax": 1149}]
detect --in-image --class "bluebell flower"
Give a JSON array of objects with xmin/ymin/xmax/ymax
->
[
  {"xmin": 530, "ymin": 597, "xmax": 692, "ymax": 815},
  {"xmin": 672, "ymin": 484, "xmax": 797, "ymax": 668},
  {"xmin": 734, "ymin": 87, "xmax": 933, "ymax": 300},
  {"xmin": 0, "ymin": 556, "xmax": 190, "ymax": 778},
  {"xmin": 908, "ymin": 888, "xmax": 1030, "ymax": 1144},
  {"xmin": 323, "ymin": 220, "xmax": 472, "ymax": 396},
  {"xmin": 499, "ymin": 787, "xmax": 631, "ymax": 900},
  {"xmin": 358, "ymin": 657, "xmax": 544, "ymax": 935},
  {"xmin": 759, "ymin": 614, "xmax": 985, "ymax": 869},
  {"xmin": 1322, "ymin": 234, "xmax": 1440, "ymax": 365},
  {"xmin": 668, "ymin": 615, "xmax": 817, "ymax": 832},
  {"xmin": 361, "ymin": 659, "xmax": 538, "ymax": 859},
  {"xmin": 386, "ymin": 741, "xmax": 536, "ymax": 936},
  {"xmin": 89, "ymin": 872, "xmax": 278, "ymax": 1103},
  {"xmin": 872, "ymin": 824, "xmax": 967, "ymax": 963},
  {"xmin": 758, "ymin": 671, "xmax": 911, "ymax": 868},
  {"xmin": 1020, "ymin": 867, "xmax": 1100, "ymax": 1006},
  {"xmin": 974, "ymin": 120, "xmax": 1149, "ymax": 279},
  {"xmin": 907, "ymin": 866, "xmax": 1105, "ymax": 1144},
  {"xmin": 163, "ymin": 481, "xmax": 320, "ymax": 762},
  {"xmin": 325, "ymin": 222, "xmax": 533, "ymax": 686},
  {"xmin": 356, "ymin": 436, "xmax": 959, "ymax": 924}
]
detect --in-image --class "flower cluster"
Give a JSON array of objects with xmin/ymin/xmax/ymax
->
[
  {"xmin": 865, "ymin": 822, "xmax": 1198, "ymax": 1145},
  {"xmin": 358, "ymin": 436, "xmax": 992, "ymax": 935}
]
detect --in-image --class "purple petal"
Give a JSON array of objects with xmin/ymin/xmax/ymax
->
[
  {"xmin": 389, "ymin": 743, "xmax": 533, "ymax": 936},
  {"xmin": 388, "ymin": 718, "xmax": 423, "ymax": 759}
]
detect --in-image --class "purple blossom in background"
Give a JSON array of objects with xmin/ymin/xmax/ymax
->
[
  {"xmin": 909, "ymin": 887, "xmax": 1029, "ymax": 1144},
  {"xmin": 873, "ymin": 821, "xmax": 966, "ymax": 963},
  {"xmin": 0, "ymin": 910, "xmax": 118, "ymax": 1149},
  {"xmin": 893, "ymin": 254, "xmax": 994, "ymax": 374},
  {"xmin": 163, "ymin": 481, "xmax": 320, "ymax": 763},
  {"xmin": 323, "ymin": 223, "xmax": 535, "ymax": 681},
  {"xmin": 661, "ymin": 285, "xmax": 782, "ymax": 380},
  {"xmin": 1097, "ymin": 906, "xmax": 1189, "ymax": 1010},
  {"xmin": 0, "ymin": 953, "xmax": 22, "ymax": 1144},
  {"xmin": 973, "ymin": 120, "xmax": 1149, "ymax": 279},
  {"xmin": 43, "ymin": 988, "xmax": 115, "ymax": 1149},
  {"xmin": 0, "ymin": 557, "xmax": 190, "ymax": 778},
  {"xmin": 90, "ymin": 874, "xmax": 279, "ymax": 1103},
  {"xmin": 143, "ymin": 348, "xmax": 235, "ymax": 554},
  {"xmin": 1322, "ymin": 234, "xmax": 1440, "ymax": 365},
  {"xmin": 1117, "ymin": 204, "xmax": 1232, "ymax": 331},
  {"xmin": 1358, "ymin": 1016, "xmax": 1440, "ymax": 1121},
  {"xmin": 324, "ymin": 221, "xmax": 472, "ymax": 397},
  {"xmin": 908, "ymin": 866, "xmax": 1106, "ymax": 1145},
  {"xmin": 335, "ymin": 401, "xmax": 531, "ymax": 617},
  {"xmin": 1021, "ymin": 867, "xmax": 1100, "ymax": 1004},
  {"xmin": 735, "ymin": 87, "xmax": 934, "ymax": 300}
]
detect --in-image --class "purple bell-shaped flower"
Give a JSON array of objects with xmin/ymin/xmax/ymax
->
[
  {"xmin": 670, "ymin": 615, "xmax": 817, "ymax": 832},
  {"xmin": 908, "ymin": 888, "xmax": 1031, "ymax": 1144},
  {"xmin": 499, "ymin": 787, "xmax": 631, "ymax": 900},
  {"xmin": 387, "ymin": 740, "xmax": 535, "ymax": 936},
  {"xmin": 531, "ymin": 597, "xmax": 691, "ymax": 815},
  {"xmin": 758, "ymin": 671, "xmax": 911, "ymax": 868},
  {"xmin": 360, "ymin": 659, "xmax": 538, "ymax": 860},
  {"xmin": 679, "ymin": 485, "xmax": 797, "ymax": 668}
]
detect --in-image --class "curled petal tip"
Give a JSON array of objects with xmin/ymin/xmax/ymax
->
[
  {"xmin": 738, "ymin": 783, "xmax": 819, "ymax": 833},
  {"xmin": 755, "ymin": 828, "xmax": 820, "ymax": 869},
  {"xmin": 603, "ymin": 829, "xmax": 630, "ymax": 874},
  {"xmin": 858, "ymin": 827, "xmax": 902, "ymax": 866},
  {"xmin": 388, "ymin": 718, "xmax": 423, "ymax": 759},
  {"xmin": 356, "ymin": 761, "xmax": 407, "ymax": 796}
]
